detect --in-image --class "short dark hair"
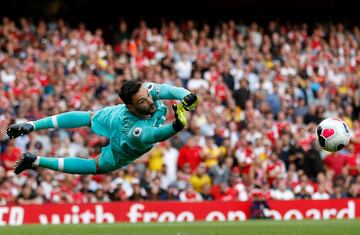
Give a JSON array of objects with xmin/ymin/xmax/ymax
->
[{"xmin": 119, "ymin": 80, "xmax": 142, "ymax": 105}]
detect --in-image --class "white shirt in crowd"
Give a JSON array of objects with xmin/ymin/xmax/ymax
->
[
  {"xmin": 233, "ymin": 183, "xmax": 248, "ymax": 201},
  {"xmin": 1, "ymin": 69, "xmax": 16, "ymax": 84},
  {"xmin": 175, "ymin": 59, "xmax": 192, "ymax": 80},
  {"xmin": 187, "ymin": 78, "xmax": 209, "ymax": 91},
  {"xmin": 160, "ymin": 173, "xmax": 173, "ymax": 190},
  {"xmin": 270, "ymin": 189, "xmax": 295, "ymax": 200},
  {"xmin": 293, "ymin": 184, "xmax": 314, "ymax": 194},
  {"xmin": 179, "ymin": 191, "xmax": 203, "ymax": 202},
  {"xmin": 230, "ymin": 67, "xmax": 244, "ymax": 90},
  {"xmin": 312, "ymin": 192, "xmax": 330, "ymax": 200},
  {"xmin": 162, "ymin": 147, "xmax": 179, "ymax": 183}
]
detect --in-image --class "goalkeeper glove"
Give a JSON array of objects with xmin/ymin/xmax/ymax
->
[
  {"xmin": 181, "ymin": 93, "xmax": 199, "ymax": 111},
  {"xmin": 172, "ymin": 104, "xmax": 187, "ymax": 132}
]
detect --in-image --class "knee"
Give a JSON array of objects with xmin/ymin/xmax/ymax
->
[
  {"xmin": 89, "ymin": 112, "xmax": 95, "ymax": 127},
  {"xmin": 94, "ymin": 155, "xmax": 114, "ymax": 174},
  {"xmin": 94, "ymin": 156, "xmax": 103, "ymax": 174}
]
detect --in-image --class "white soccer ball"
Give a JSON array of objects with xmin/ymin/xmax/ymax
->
[{"xmin": 316, "ymin": 117, "xmax": 351, "ymax": 152}]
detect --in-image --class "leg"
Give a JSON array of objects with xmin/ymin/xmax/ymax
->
[
  {"xmin": 95, "ymin": 145, "xmax": 120, "ymax": 174},
  {"xmin": 14, "ymin": 152, "xmax": 98, "ymax": 175},
  {"xmin": 32, "ymin": 111, "xmax": 92, "ymax": 130},
  {"xmin": 14, "ymin": 144, "xmax": 116, "ymax": 175},
  {"xmin": 7, "ymin": 111, "xmax": 92, "ymax": 139}
]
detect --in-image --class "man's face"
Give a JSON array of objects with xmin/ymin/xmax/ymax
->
[{"xmin": 130, "ymin": 86, "xmax": 156, "ymax": 115}]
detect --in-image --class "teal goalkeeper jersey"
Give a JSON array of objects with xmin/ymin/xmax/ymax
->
[{"xmin": 91, "ymin": 82, "xmax": 190, "ymax": 167}]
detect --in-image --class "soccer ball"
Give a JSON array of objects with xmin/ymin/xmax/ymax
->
[{"xmin": 316, "ymin": 118, "xmax": 351, "ymax": 152}]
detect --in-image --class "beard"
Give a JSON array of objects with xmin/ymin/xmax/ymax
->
[{"xmin": 137, "ymin": 104, "xmax": 156, "ymax": 115}]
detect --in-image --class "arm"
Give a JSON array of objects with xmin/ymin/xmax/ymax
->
[
  {"xmin": 158, "ymin": 84, "xmax": 190, "ymax": 100},
  {"xmin": 137, "ymin": 124, "xmax": 177, "ymax": 145},
  {"xmin": 144, "ymin": 82, "xmax": 190, "ymax": 100},
  {"xmin": 159, "ymin": 84, "xmax": 200, "ymax": 111},
  {"xmin": 132, "ymin": 104, "xmax": 188, "ymax": 145},
  {"xmin": 144, "ymin": 82, "xmax": 199, "ymax": 111}
]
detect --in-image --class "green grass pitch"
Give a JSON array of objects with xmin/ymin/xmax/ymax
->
[{"xmin": 0, "ymin": 219, "xmax": 359, "ymax": 235}]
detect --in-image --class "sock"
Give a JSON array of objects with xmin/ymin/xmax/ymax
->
[
  {"xmin": 34, "ymin": 156, "xmax": 97, "ymax": 175},
  {"xmin": 33, "ymin": 111, "xmax": 91, "ymax": 130}
]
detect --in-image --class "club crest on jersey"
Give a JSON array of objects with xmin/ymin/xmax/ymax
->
[
  {"xmin": 156, "ymin": 85, "xmax": 160, "ymax": 96},
  {"xmin": 146, "ymin": 83, "xmax": 154, "ymax": 91},
  {"xmin": 133, "ymin": 127, "xmax": 142, "ymax": 137}
]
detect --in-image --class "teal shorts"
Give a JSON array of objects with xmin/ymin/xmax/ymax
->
[
  {"xmin": 98, "ymin": 145, "xmax": 120, "ymax": 173},
  {"xmin": 91, "ymin": 109, "xmax": 112, "ymax": 138},
  {"xmin": 91, "ymin": 110, "xmax": 119, "ymax": 173},
  {"xmin": 98, "ymin": 145, "xmax": 134, "ymax": 173}
]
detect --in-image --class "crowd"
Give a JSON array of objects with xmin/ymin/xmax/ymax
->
[{"xmin": 1, "ymin": 17, "xmax": 360, "ymax": 205}]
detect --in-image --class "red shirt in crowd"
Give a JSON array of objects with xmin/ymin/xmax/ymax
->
[
  {"xmin": 1, "ymin": 145, "xmax": 21, "ymax": 172},
  {"xmin": 352, "ymin": 128, "xmax": 360, "ymax": 156},
  {"xmin": 324, "ymin": 153, "xmax": 348, "ymax": 177},
  {"xmin": 177, "ymin": 145, "xmax": 202, "ymax": 172},
  {"xmin": 249, "ymin": 188, "xmax": 271, "ymax": 201},
  {"xmin": 263, "ymin": 159, "xmax": 286, "ymax": 186},
  {"xmin": 236, "ymin": 146, "xmax": 253, "ymax": 175},
  {"xmin": 347, "ymin": 154, "xmax": 360, "ymax": 176},
  {"xmin": 211, "ymin": 184, "xmax": 237, "ymax": 201},
  {"xmin": 213, "ymin": 83, "xmax": 227, "ymax": 102}
]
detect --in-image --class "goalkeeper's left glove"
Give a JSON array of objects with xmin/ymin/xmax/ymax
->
[
  {"xmin": 172, "ymin": 104, "xmax": 188, "ymax": 132},
  {"xmin": 181, "ymin": 93, "xmax": 199, "ymax": 111}
]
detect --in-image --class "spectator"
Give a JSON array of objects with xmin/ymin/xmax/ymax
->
[
  {"xmin": 312, "ymin": 184, "xmax": 330, "ymax": 200},
  {"xmin": 200, "ymin": 183, "xmax": 213, "ymax": 201},
  {"xmin": 294, "ymin": 175, "xmax": 314, "ymax": 199},
  {"xmin": 270, "ymin": 180, "xmax": 295, "ymax": 200},
  {"xmin": 17, "ymin": 184, "xmax": 43, "ymax": 205},
  {"xmin": 176, "ymin": 163, "xmax": 192, "ymax": 190},
  {"xmin": 262, "ymin": 152, "xmax": 286, "ymax": 187},
  {"xmin": 1, "ymin": 139, "xmax": 21, "ymax": 172},
  {"xmin": 189, "ymin": 162, "xmax": 212, "ymax": 192},
  {"xmin": 232, "ymin": 178, "xmax": 249, "ymax": 201},
  {"xmin": 159, "ymin": 183, "xmax": 179, "ymax": 200},
  {"xmin": 179, "ymin": 184, "xmax": 203, "ymax": 202},
  {"xmin": 211, "ymin": 183, "xmax": 237, "ymax": 201},
  {"xmin": 233, "ymin": 79, "xmax": 250, "ymax": 110},
  {"xmin": 130, "ymin": 181, "xmax": 147, "ymax": 201},
  {"xmin": 187, "ymin": 70, "xmax": 209, "ymax": 91},
  {"xmin": 161, "ymin": 140, "xmax": 179, "ymax": 183},
  {"xmin": 303, "ymin": 143, "xmax": 324, "ymax": 181},
  {"xmin": 304, "ymin": 104, "xmax": 321, "ymax": 125},
  {"xmin": 177, "ymin": 137, "xmax": 202, "ymax": 172},
  {"xmin": 147, "ymin": 146, "xmax": 163, "ymax": 172},
  {"xmin": 324, "ymin": 151, "xmax": 348, "ymax": 177},
  {"xmin": 95, "ymin": 188, "xmax": 110, "ymax": 202},
  {"xmin": 347, "ymin": 183, "xmax": 360, "ymax": 198},
  {"xmin": 209, "ymin": 158, "xmax": 231, "ymax": 185},
  {"xmin": 266, "ymin": 85, "xmax": 282, "ymax": 116},
  {"xmin": 330, "ymin": 185, "xmax": 347, "ymax": 199},
  {"xmin": 203, "ymin": 137, "xmax": 221, "ymax": 168},
  {"xmin": 175, "ymin": 53, "xmax": 192, "ymax": 88},
  {"xmin": 250, "ymin": 189, "xmax": 270, "ymax": 219}
]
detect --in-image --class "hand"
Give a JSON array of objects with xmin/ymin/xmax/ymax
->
[
  {"xmin": 181, "ymin": 93, "xmax": 199, "ymax": 111},
  {"xmin": 172, "ymin": 104, "xmax": 187, "ymax": 132}
]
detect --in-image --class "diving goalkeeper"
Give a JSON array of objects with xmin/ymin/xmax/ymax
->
[{"xmin": 7, "ymin": 80, "xmax": 199, "ymax": 175}]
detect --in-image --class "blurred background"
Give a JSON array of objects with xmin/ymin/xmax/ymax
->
[
  {"xmin": 0, "ymin": 0, "xmax": 360, "ymax": 226},
  {"xmin": 1, "ymin": 0, "xmax": 359, "ymax": 38}
]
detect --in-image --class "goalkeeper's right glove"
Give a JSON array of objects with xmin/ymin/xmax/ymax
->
[
  {"xmin": 181, "ymin": 93, "xmax": 199, "ymax": 111},
  {"xmin": 172, "ymin": 104, "xmax": 187, "ymax": 132}
]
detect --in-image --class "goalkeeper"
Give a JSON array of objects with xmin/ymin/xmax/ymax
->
[{"xmin": 7, "ymin": 80, "xmax": 199, "ymax": 175}]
